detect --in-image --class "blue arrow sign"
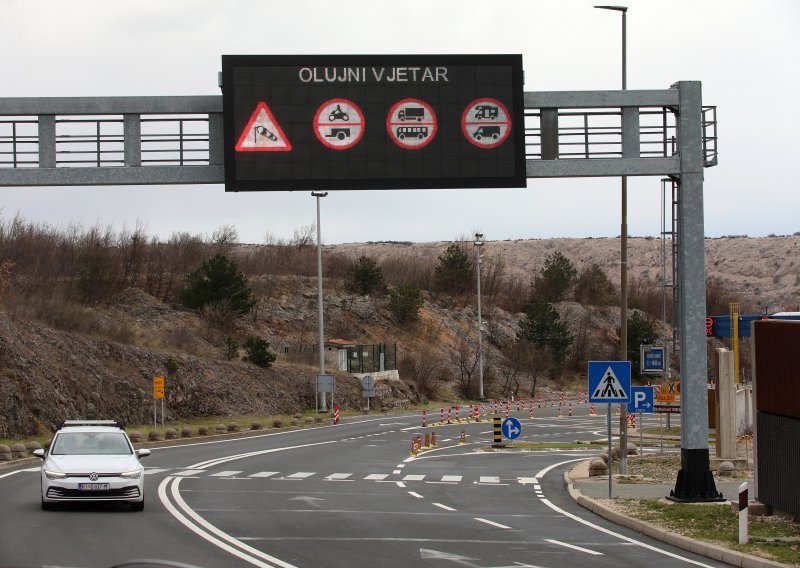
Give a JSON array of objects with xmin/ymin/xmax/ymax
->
[
  {"xmin": 627, "ymin": 385, "xmax": 655, "ymax": 414},
  {"xmin": 588, "ymin": 361, "xmax": 631, "ymax": 404},
  {"xmin": 502, "ymin": 417, "xmax": 522, "ymax": 440}
]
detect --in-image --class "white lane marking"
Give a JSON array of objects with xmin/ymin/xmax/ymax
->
[
  {"xmin": 22, "ymin": 467, "xmax": 40, "ymax": 472},
  {"xmin": 325, "ymin": 473, "xmax": 352, "ymax": 481},
  {"xmin": 408, "ymin": 491, "xmax": 424, "ymax": 499},
  {"xmin": 173, "ymin": 469, "xmax": 206, "ymax": 476},
  {"xmin": 544, "ymin": 539, "xmax": 603, "ymax": 555},
  {"xmin": 285, "ymin": 472, "xmax": 314, "ymax": 479},
  {"xmin": 143, "ymin": 468, "xmax": 171, "ymax": 475},
  {"xmin": 517, "ymin": 477, "xmax": 538, "ymax": 485},
  {"xmin": 158, "ymin": 477, "xmax": 297, "ymax": 568},
  {"xmin": 393, "ymin": 469, "xmax": 402, "ymax": 474},
  {"xmin": 475, "ymin": 518, "xmax": 512, "ymax": 530},
  {"xmin": 189, "ymin": 440, "xmax": 336, "ymax": 470},
  {"xmin": 536, "ymin": 459, "xmax": 715, "ymax": 568},
  {"xmin": 249, "ymin": 471, "xmax": 279, "ymax": 478},
  {"xmin": 403, "ymin": 474, "xmax": 425, "ymax": 481},
  {"xmin": 441, "ymin": 475, "xmax": 462, "ymax": 483},
  {"xmin": 480, "ymin": 476, "xmax": 500, "ymax": 484},
  {"xmin": 0, "ymin": 469, "xmax": 27, "ymax": 479},
  {"xmin": 364, "ymin": 473, "xmax": 389, "ymax": 480},
  {"xmin": 209, "ymin": 471, "xmax": 243, "ymax": 477},
  {"xmin": 433, "ymin": 502, "xmax": 457, "ymax": 512}
]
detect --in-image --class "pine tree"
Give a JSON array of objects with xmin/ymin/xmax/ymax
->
[
  {"xmin": 179, "ymin": 253, "xmax": 255, "ymax": 315},
  {"xmin": 434, "ymin": 243, "xmax": 473, "ymax": 294},
  {"xmin": 346, "ymin": 255, "xmax": 385, "ymax": 295}
]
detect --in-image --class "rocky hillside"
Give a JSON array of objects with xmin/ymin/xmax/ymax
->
[
  {"xmin": 334, "ymin": 236, "xmax": 800, "ymax": 312},
  {"xmin": 2, "ymin": 236, "xmax": 796, "ymax": 439}
]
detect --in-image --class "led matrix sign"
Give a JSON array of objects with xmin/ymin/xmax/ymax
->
[{"xmin": 221, "ymin": 55, "xmax": 525, "ymax": 191}]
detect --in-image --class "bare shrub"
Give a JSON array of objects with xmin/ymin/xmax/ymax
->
[{"xmin": 398, "ymin": 346, "xmax": 447, "ymax": 401}]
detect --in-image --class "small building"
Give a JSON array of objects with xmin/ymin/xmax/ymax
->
[{"xmin": 325, "ymin": 339, "xmax": 397, "ymax": 374}]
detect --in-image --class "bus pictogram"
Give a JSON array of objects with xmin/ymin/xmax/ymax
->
[{"xmin": 386, "ymin": 99, "xmax": 437, "ymax": 150}]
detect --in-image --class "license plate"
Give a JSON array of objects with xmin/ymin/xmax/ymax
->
[{"xmin": 78, "ymin": 483, "xmax": 110, "ymax": 491}]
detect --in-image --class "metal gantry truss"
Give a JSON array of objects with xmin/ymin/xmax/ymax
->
[{"xmin": 0, "ymin": 85, "xmax": 716, "ymax": 186}]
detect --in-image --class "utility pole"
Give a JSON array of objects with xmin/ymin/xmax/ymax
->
[
  {"xmin": 595, "ymin": 3, "xmax": 629, "ymax": 474},
  {"xmin": 312, "ymin": 191, "xmax": 328, "ymax": 412},
  {"xmin": 474, "ymin": 233, "xmax": 486, "ymax": 400}
]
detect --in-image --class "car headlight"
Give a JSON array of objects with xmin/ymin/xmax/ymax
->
[
  {"xmin": 119, "ymin": 468, "xmax": 143, "ymax": 479},
  {"xmin": 44, "ymin": 470, "xmax": 67, "ymax": 480}
]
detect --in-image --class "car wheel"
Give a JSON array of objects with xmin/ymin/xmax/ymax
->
[
  {"xmin": 41, "ymin": 499, "xmax": 55, "ymax": 511},
  {"xmin": 131, "ymin": 499, "xmax": 144, "ymax": 512}
]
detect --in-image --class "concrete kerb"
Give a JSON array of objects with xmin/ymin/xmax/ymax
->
[{"xmin": 564, "ymin": 460, "xmax": 789, "ymax": 568}]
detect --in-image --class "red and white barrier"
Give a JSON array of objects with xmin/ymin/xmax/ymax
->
[
  {"xmin": 422, "ymin": 409, "xmax": 427, "ymax": 427},
  {"xmin": 590, "ymin": 404, "xmax": 596, "ymax": 416},
  {"xmin": 333, "ymin": 405, "xmax": 340, "ymax": 425}
]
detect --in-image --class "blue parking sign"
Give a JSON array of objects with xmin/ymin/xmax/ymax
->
[{"xmin": 627, "ymin": 386, "xmax": 655, "ymax": 414}]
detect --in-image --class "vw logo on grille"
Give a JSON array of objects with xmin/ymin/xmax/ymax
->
[{"xmin": 89, "ymin": 472, "xmax": 99, "ymax": 481}]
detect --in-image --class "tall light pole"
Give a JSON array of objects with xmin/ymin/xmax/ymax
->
[
  {"xmin": 474, "ymin": 233, "xmax": 486, "ymax": 400},
  {"xmin": 595, "ymin": 4, "xmax": 628, "ymax": 474},
  {"xmin": 312, "ymin": 191, "xmax": 328, "ymax": 412}
]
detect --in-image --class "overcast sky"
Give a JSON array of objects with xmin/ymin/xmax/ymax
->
[{"xmin": 1, "ymin": 0, "xmax": 798, "ymax": 244}]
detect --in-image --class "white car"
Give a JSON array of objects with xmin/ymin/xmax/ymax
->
[{"xmin": 34, "ymin": 420, "xmax": 150, "ymax": 511}]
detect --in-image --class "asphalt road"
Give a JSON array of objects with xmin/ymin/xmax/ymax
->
[{"xmin": 0, "ymin": 406, "xmax": 728, "ymax": 568}]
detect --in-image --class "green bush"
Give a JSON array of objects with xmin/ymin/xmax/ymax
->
[
  {"xmin": 180, "ymin": 253, "xmax": 255, "ymax": 315},
  {"xmin": 346, "ymin": 255, "xmax": 386, "ymax": 295},
  {"xmin": 388, "ymin": 283, "xmax": 424, "ymax": 323},
  {"xmin": 242, "ymin": 336, "xmax": 276, "ymax": 368}
]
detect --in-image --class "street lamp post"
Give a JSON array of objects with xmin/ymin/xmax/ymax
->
[
  {"xmin": 474, "ymin": 233, "xmax": 485, "ymax": 400},
  {"xmin": 312, "ymin": 191, "xmax": 329, "ymax": 412},
  {"xmin": 595, "ymin": 4, "xmax": 629, "ymax": 474}
]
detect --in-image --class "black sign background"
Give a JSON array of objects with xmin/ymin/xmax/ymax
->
[{"xmin": 222, "ymin": 55, "xmax": 525, "ymax": 191}]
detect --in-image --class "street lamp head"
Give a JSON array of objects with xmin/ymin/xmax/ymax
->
[
  {"xmin": 594, "ymin": 5, "xmax": 627, "ymax": 12},
  {"xmin": 474, "ymin": 232, "xmax": 485, "ymax": 246},
  {"xmin": 311, "ymin": 191, "xmax": 329, "ymax": 198}
]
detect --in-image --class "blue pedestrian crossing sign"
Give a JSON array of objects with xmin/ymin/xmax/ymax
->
[
  {"xmin": 588, "ymin": 361, "xmax": 631, "ymax": 403},
  {"xmin": 627, "ymin": 385, "xmax": 655, "ymax": 414},
  {"xmin": 502, "ymin": 417, "xmax": 522, "ymax": 440}
]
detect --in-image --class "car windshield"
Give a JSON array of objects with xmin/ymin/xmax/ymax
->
[{"xmin": 51, "ymin": 432, "xmax": 132, "ymax": 455}]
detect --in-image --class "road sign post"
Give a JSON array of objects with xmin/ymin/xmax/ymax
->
[
  {"xmin": 589, "ymin": 362, "xmax": 630, "ymax": 499},
  {"xmin": 362, "ymin": 375, "xmax": 375, "ymax": 411},
  {"xmin": 153, "ymin": 376, "xmax": 165, "ymax": 430}
]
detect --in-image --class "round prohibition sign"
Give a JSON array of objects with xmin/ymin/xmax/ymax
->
[
  {"xmin": 461, "ymin": 98, "xmax": 512, "ymax": 149},
  {"xmin": 314, "ymin": 98, "xmax": 365, "ymax": 150},
  {"xmin": 386, "ymin": 98, "xmax": 437, "ymax": 150}
]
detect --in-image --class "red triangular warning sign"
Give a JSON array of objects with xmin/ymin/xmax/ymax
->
[{"xmin": 235, "ymin": 102, "xmax": 292, "ymax": 152}]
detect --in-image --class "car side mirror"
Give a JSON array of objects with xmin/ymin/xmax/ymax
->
[
  {"xmin": 32, "ymin": 449, "xmax": 45, "ymax": 459},
  {"xmin": 136, "ymin": 449, "xmax": 151, "ymax": 459}
]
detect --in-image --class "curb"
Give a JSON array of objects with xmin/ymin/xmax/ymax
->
[{"xmin": 564, "ymin": 461, "xmax": 789, "ymax": 568}]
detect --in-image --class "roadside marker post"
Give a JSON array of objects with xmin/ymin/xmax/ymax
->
[
  {"xmin": 422, "ymin": 409, "xmax": 427, "ymax": 427},
  {"xmin": 492, "ymin": 417, "xmax": 503, "ymax": 448},
  {"xmin": 739, "ymin": 482, "xmax": 749, "ymax": 544}
]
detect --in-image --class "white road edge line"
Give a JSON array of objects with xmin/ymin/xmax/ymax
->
[
  {"xmin": 159, "ymin": 476, "xmax": 298, "ymax": 568},
  {"xmin": 535, "ymin": 458, "xmax": 715, "ymax": 568},
  {"xmin": 544, "ymin": 538, "xmax": 603, "ymax": 555},
  {"xmin": 433, "ymin": 502, "xmax": 457, "ymax": 512},
  {"xmin": 408, "ymin": 491, "xmax": 424, "ymax": 499},
  {"xmin": 475, "ymin": 518, "xmax": 512, "ymax": 529}
]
